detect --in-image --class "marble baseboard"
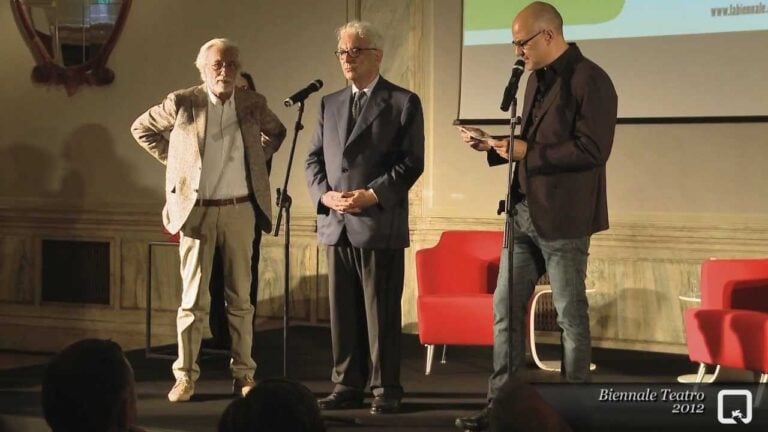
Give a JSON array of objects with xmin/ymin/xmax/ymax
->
[{"xmin": 1, "ymin": 204, "xmax": 767, "ymax": 353}]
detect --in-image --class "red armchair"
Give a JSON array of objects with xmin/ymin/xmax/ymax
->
[
  {"xmin": 683, "ymin": 258, "xmax": 768, "ymax": 384},
  {"xmin": 415, "ymin": 230, "xmax": 503, "ymax": 375}
]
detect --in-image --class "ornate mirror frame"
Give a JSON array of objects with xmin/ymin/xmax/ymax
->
[{"xmin": 11, "ymin": 0, "xmax": 132, "ymax": 96}]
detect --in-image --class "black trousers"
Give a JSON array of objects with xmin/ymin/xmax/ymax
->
[
  {"xmin": 327, "ymin": 241, "xmax": 404, "ymax": 398},
  {"xmin": 208, "ymin": 228, "xmax": 262, "ymax": 348}
]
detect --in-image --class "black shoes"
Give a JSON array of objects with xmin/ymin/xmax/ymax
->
[
  {"xmin": 369, "ymin": 395, "xmax": 401, "ymax": 414},
  {"xmin": 455, "ymin": 404, "xmax": 491, "ymax": 431},
  {"xmin": 318, "ymin": 392, "xmax": 402, "ymax": 414},
  {"xmin": 317, "ymin": 391, "xmax": 364, "ymax": 410}
]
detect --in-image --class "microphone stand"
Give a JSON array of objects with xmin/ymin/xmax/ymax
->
[
  {"xmin": 278, "ymin": 99, "xmax": 357, "ymax": 427},
  {"xmin": 274, "ymin": 101, "xmax": 305, "ymax": 377},
  {"xmin": 497, "ymin": 96, "xmax": 520, "ymax": 379}
]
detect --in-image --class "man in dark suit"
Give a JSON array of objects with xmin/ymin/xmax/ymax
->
[
  {"xmin": 305, "ymin": 20, "xmax": 424, "ymax": 415},
  {"xmin": 456, "ymin": 2, "xmax": 617, "ymax": 430}
]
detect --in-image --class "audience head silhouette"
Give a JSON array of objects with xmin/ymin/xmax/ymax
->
[
  {"xmin": 42, "ymin": 338, "xmax": 139, "ymax": 432},
  {"xmin": 218, "ymin": 378, "xmax": 326, "ymax": 432}
]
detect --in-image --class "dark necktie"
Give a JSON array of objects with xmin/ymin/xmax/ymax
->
[{"xmin": 352, "ymin": 91, "xmax": 367, "ymax": 122}]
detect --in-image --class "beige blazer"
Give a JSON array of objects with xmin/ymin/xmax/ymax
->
[{"xmin": 131, "ymin": 84, "xmax": 286, "ymax": 234}]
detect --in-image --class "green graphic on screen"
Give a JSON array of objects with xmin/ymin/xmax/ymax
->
[{"xmin": 464, "ymin": 0, "xmax": 626, "ymax": 31}]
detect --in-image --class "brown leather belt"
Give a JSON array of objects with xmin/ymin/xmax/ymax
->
[{"xmin": 194, "ymin": 194, "xmax": 253, "ymax": 207}]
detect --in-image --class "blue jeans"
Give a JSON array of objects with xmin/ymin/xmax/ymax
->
[{"xmin": 488, "ymin": 200, "xmax": 591, "ymax": 399}]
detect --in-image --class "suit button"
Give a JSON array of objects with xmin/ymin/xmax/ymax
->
[{"xmin": 341, "ymin": 168, "xmax": 349, "ymax": 173}]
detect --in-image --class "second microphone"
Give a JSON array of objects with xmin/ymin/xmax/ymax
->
[{"xmin": 284, "ymin": 79, "xmax": 324, "ymax": 107}]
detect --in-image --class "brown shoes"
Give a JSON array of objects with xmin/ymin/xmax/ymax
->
[
  {"xmin": 168, "ymin": 375, "xmax": 254, "ymax": 401},
  {"xmin": 233, "ymin": 375, "xmax": 256, "ymax": 397},
  {"xmin": 168, "ymin": 377, "xmax": 195, "ymax": 402}
]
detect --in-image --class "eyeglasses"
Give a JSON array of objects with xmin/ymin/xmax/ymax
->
[
  {"xmin": 209, "ymin": 61, "xmax": 240, "ymax": 72},
  {"xmin": 334, "ymin": 47, "xmax": 378, "ymax": 59},
  {"xmin": 512, "ymin": 30, "xmax": 543, "ymax": 49}
]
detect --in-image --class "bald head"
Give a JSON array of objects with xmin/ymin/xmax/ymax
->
[
  {"xmin": 512, "ymin": 1, "xmax": 568, "ymax": 70},
  {"xmin": 516, "ymin": 2, "xmax": 564, "ymax": 37}
]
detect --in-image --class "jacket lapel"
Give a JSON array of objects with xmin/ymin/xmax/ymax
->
[
  {"xmin": 235, "ymin": 89, "xmax": 254, "ymax": 146},
  {"xmin": 193, "ymin": 85, "xmax": 208, "ymax": 158},
  {"xmin": 345, "ymin": 80, "xmax": 388, "ymax": 147},
  {"xmin": 335, "ymin": 89, "xmax": 352, "ymax": 146},
  {"xmin": 528, "ymin": 78, "xmax": 562, "ymax": 135},
  {"xmin": 235, "ymin": 90, "xmax": 268, "ymax": 171},
  {"xmin": 521, "ymin": 76, "xmax": 537, "ymax": 136}
]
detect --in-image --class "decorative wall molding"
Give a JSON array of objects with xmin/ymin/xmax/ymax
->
[
  {"xmin": 3, "ymin": 0, "xmax": 767, "ymax": 354},
  {"xmin": 2, "ymin": 201, "xmax": 767, "ymax": 352}
]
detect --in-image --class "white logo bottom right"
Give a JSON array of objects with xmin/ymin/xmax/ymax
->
[{"xmin": 718, "ymin": 389, "xmax": 753, "ymax": 425}]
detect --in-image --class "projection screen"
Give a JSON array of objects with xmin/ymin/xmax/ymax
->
[{"xmin": 459, "ymin": 0, "xmax": 768, "ymax": 121}]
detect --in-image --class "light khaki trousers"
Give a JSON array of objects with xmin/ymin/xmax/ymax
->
[{"xmin": 172, "ymin": 202, "xmax": 257, "ymax": 382}]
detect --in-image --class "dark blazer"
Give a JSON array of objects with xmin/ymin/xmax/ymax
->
[
  {"xmin": 305, "ymin": 77, "xmax": 424, "ymax": 249},
  {"xmin": 491, "ymin": 44, "xmax": 617, "ymax": 240}
]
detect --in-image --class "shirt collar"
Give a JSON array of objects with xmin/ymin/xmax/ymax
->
[
  {"xmin": 536, "ymin": 43, "xmax": 580, "ymax": 87},
  {"xmin": 206, "ymin": 85, "xmax": 235, "ymax": 108},
  {"xmin": 352, "ymin": 74, "xmax": 380, "ymax": 96}
]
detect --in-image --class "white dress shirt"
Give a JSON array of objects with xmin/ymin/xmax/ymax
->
[
  {"xmin": 198, "ymin": 88, "xmax": 250, "ymax": 199},
  {"xmin": 352, "ymin": 74, "xmax": 380, "ymax": 102}
]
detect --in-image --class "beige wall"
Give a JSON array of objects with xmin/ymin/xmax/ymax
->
[
  {"xmin": 0, "ymin": 0, "xmax": 351, "ymax": 351},
  {"xmin": 0, "ymin": 0, "xmax": 349, "ymax": 212},
  {"xmin": 1, "ymin": 0, "xmax": 767, "ymax": 353}
]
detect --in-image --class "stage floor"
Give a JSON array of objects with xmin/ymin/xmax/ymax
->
[{"xmin": 1, "ymin": 325, "xmax": 762, "ymax": 432}]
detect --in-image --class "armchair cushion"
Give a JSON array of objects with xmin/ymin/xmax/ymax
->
[
  {"xmin": 684, "ymin": 308, "xmax": 768, "ymax": 373},
  {"xmin": 416, "ymin": 231, "xmax": 503, "ymax": 346},
  {"xmin": 684, "ymin": 257, "xmax": 768, "ymax": 373}
]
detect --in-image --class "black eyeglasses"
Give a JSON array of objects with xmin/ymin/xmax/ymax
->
[
  {"xmin": 334, "ymin": 47, "xmax": 378, "ymax": 58},
  {"xmin": 512, "ymin": 30, "xmax": 543, "ymax": 49}
]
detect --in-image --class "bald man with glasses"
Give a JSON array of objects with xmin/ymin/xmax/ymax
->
[{"xmin": 457, "ymin": 2, "xmax": 617, "ymax": 430}]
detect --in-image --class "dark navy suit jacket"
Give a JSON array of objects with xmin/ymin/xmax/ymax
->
[{"xmin": 305, "ymin": 77, "xmax": 424, "ymax": 249}]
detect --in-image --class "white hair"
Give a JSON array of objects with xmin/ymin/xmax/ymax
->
[
  {"xmin": 335, "ymin": 20, "xmax": 383, "ymax": 49},
  {"xmin": 194, "ymin": 38, "xmax": 239, "ymax": 81}
]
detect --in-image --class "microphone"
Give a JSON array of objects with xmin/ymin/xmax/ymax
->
[
  {"xmin": 499, "ymin": 58, "xmax": 526, "ymax": 112},
  {"xmin": 284, "ymin": 79, "xmax": 323, "ymax": 107}
]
